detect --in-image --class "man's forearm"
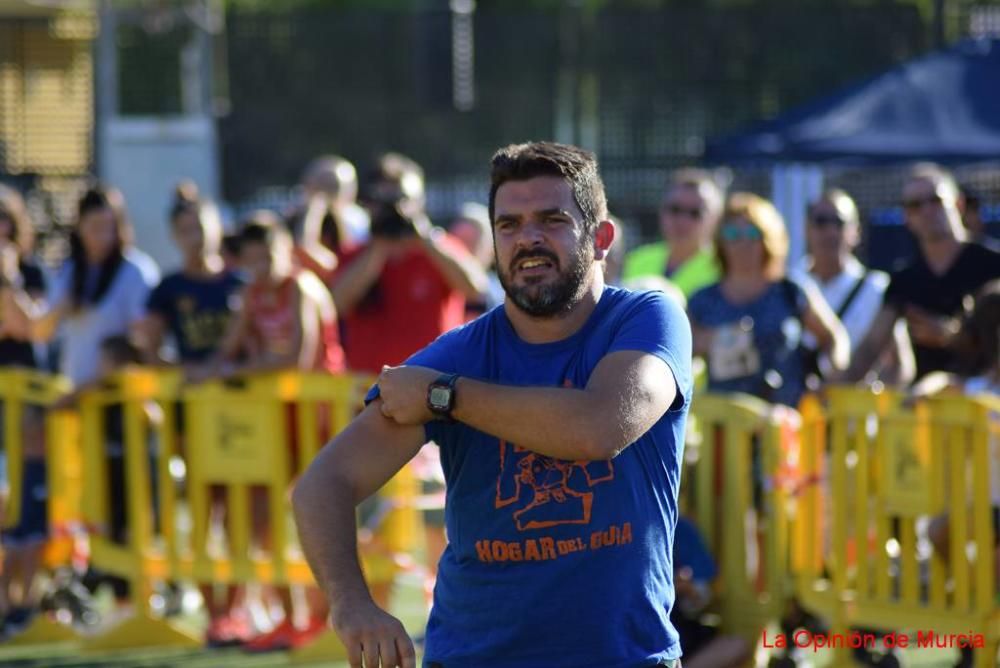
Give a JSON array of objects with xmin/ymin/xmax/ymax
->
[
  {"xmin": 331, "ymin": 248, "xmax": 385, "ymax": 315},
  {"xmin": 451, "ymin": 378, "xmax": 620, "ymax": 460},
  {"xmin": 292, "ymin": 475, "xmax": 373, "ymax": 608},
  {"xmin": 842, "ymin": 339, "xmax": 882, "ymax": 382},
  {"xmin": 420, "ymin": 234, "xmax": 487, "ymax": 300}
]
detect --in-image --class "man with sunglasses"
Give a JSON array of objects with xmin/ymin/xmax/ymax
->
[
  {"xmin": 839, "ymin": 164, "xmax": 1000, "ymax": 383},
  {"xmin": 623, "ymin": 168, "xmax": 722, "ymax": 298},
  {"xmin": 797, "ymin": 189, "xmax": 913, "ymax": 385}
]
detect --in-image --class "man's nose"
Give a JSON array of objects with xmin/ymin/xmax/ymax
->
[{"xmin": 515, "ymin": 222, "xmax": 545, "ymax": 247}]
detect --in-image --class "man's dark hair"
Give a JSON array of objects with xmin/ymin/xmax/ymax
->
[{"xmin": 488, "ymin": 141, "xmax": 608, "ymax": 236}]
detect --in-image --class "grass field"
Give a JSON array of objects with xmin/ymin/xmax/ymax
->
[
  {"xmin": 0, "ymin": 573, "xmax": 430, "ymax": 668},
  {"xmin": 0, "ymin": 575, "xmax": 979, "ymax": 667}
]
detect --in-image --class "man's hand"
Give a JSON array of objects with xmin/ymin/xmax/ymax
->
[
  {"xmin": 331, "ymin": 597, "xmax": 416, "ymax": 668},
  {"xmin": 904, "ymin": 305, "xmax": 959, "ymax": 348},
  {"xmin": 377, "ymin": 365, "xmax": 439, "ymax": 425}
]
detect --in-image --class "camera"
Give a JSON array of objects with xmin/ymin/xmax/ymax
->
[{"xmin": 370, "ymin": 202, "xmax": 417, "ymax": 239}]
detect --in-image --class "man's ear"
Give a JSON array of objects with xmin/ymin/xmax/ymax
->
[{"xmin": 592, "ymin": 219, "xmax": 616, "ymax": 260}]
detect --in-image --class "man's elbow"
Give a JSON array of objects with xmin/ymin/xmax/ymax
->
[
  {"xmin": 291, "ymin": 466, "xmax": 318, "ymax": 520},
  {"xmin": 577, "ymin": 427, "xmax": 629, "ymax": 461}
]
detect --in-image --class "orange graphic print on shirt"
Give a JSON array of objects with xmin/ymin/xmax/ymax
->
[
  {"xmin": 496, "ymin": 443, "xmax": 614, "ymax": 531},
  {"xmin": 494, "ymin": 379, "xmax": 614, "ymax": 531}
]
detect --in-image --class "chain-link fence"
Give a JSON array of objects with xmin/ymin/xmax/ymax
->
[
  {"xmin": 2, "ymin": 2, "xmax": 999, "ymax": 266},
  {"xmin": 213, "ymin": 3, "xmax": 1000, "ymax": 259}
]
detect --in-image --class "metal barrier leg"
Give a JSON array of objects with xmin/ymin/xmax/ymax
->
[
  {"xmin": 5, "ymin": 397, "xmax": 82, "ymax": 646},
  {"xmin": 79, "ymin": 548, "xmax": 200, "ymax": 652},
  {"xmin": 80, "ymin": 387, "xmax": 200, "ymax": 652},
  {"xmin": 5, "ymin": 616, "xmax": 80, "ymax": 645},
  {"xmin": 80, "ymin": 610, "xmax": 201, "ymax": 652}
]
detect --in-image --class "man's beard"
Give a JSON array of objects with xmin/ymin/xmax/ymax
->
[{"xmin": 497, "ymin": 241, "xmax": 593, "ymax": 317}]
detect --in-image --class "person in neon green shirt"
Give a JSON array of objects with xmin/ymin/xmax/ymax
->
[{"xmin": 623, "ymin": 168, "xmax": 723, "ymax": 298}]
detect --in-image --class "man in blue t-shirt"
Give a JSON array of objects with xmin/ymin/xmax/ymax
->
[{"xmin": 294, "ymin": 141, "xmax": 693, "ymax": 668}]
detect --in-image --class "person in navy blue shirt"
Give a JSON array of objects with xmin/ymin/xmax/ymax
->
[
  {"xmin": 140, "ymin": 183, "xmax": 243, "ymax": 370},
  {"xmin": 294, "ymin": 142, "xmax": 693, "ymax": 668}
]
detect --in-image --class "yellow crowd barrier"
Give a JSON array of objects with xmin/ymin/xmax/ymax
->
[
  {"xmin": 0, "ymin": 369, "xmax": 77, "ymax": 533},
  {"xmin": 682, "ymin": 393, "xmax": 804, "ymax": 646},
  {"xmin": 4, "ymin": 368, "xmax": 996, "ymax": 663},
  {"xmin": 70, "ymin": 366, "xmax": 418, "ymax": 660},
  {"xmin": 795, "ymin": 387, "xmax": 999, "ymax": 668},
  {"xmin": 0, "ymin": 368, "xmax": 81, "ymax": 644}
]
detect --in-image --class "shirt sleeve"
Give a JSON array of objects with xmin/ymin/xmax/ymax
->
[
  {"xmin": 607, "ymin": 290, "xmax": 693, "ymax": 411},
  {"xmin": 146, "ymin": 278, "xmax": 171, "ymax": 317},
  {"xmin": 48, "ymin": 263, "xmax": 72, "ymax": 308},
  {"xmin": 123, "ymin": 264, "xmax": 152, "ymax": 325},
  {"xmin": 685, "ymin": 286, "xmax": 712, "ymax": 326}
]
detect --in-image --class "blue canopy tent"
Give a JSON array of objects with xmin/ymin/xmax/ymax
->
[{"xmin": 703, "ymin": 38, "xmax": 1000, "ymax": 263}]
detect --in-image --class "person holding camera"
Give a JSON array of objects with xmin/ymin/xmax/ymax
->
[{"xmin": 331, "ymin": 153, "xmax": 488, "ymax": 374}]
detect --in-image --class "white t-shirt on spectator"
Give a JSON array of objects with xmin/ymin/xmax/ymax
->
[
  {"xmin": 50, "ymin": 257, "xmax": 153, "ymax": 386},
  {"xmin": 964, "ymin": 375, "xmax": 1000, "ymax": 506},
  {"xmin": 797, "ymin": 255, "xmax": 889, "ymax": 352}
]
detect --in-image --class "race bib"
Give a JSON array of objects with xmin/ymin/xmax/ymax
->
[{"xmin": 709, "ymin": 322, "xmax": 761, "ymax": 382}]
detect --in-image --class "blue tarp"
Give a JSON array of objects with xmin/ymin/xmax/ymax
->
[{"xmin": 704, "ymin": 38, "xmax": 1000, "ymax": 165}]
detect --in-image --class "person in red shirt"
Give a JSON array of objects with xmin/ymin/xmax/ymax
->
[{"xmin": 332, "ymin": 153, "xmax": 487, "ymax": 373}]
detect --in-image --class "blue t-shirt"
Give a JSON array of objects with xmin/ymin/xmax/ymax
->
[
  {"xmin": 146, "ymin": 271, "xmax": 244, "ymax": 362},
  {"xmin": 369, "ymin": 286, "xmax": 693, "ymax": 668},
  {"xmin": 687, "ymin": 279, "xmax": 808, "ymax": 407}
]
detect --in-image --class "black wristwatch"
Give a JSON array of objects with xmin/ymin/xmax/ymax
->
[{"xmin": 427, "ymin": 373, "xmax": 459, "ymax": 421}]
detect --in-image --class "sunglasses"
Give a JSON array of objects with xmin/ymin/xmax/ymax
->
[
  {"xmin": 664, "ymin": 203, "xmax": 704, "ymax": 220},
  {"xmin": 809, "ymin": 214, "xmax": 846, "ymax": 228},
  {"xmin": 720, "ymin": 224, "xmax": 763, "ymax": 242},
  {"xmin": 902, "ymin": 194, "xmax": 943, "ymax": 211}
]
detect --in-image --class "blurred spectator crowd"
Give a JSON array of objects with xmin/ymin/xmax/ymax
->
[{"xmin": 0, "ymin": 150, "xmax": 998, "ymax": 657}]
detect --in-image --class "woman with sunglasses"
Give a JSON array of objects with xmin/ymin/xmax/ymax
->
[{"xmin": 687, "ymin": 193, "xmax": 849, "ymax": 407}]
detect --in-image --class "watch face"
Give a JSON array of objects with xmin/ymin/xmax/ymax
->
[{"xmin": 429, "ymin": 386, "xmax": 451, "ymax": 409}]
